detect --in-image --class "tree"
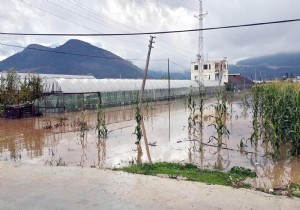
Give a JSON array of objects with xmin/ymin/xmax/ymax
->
[{"xmin": 0, "ymin": 70, "xmax": 43, "ymax": 107}]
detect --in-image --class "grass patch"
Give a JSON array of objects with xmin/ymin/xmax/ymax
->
[
  {"xmin": 290, "ymin": 183, "xmax": 300, "ymax": 198},
  {"xmin": 120, "ymin": 162, "xmax": 256, "ymax": 187}
]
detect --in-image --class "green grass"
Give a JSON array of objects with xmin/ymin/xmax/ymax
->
[
  {"xmin": 290, "ymin": 183, "xmax": 300, "ymax": 198},
  {"xmin": 120, "ymin": 162, "xmax": 256, "ymax": 187}
]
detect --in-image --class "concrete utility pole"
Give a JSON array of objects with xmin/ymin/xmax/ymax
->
[
  {"xmin": 139, "ymin": 35, "xmax": 155, "ymax": 106},
  {"xmin": 167, "ymin": 58, "xmax": 170, "ymax": 101},
  {"xmin": 138, "ymin": 36, "xmax": 155, "ymax": 164},
  {"xmin": 194, "ymin": 0, "xmax": 207, "ymax": 62}
]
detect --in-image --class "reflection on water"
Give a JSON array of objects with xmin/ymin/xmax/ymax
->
[
  {"xmin": 96, "ymin": 138, "xmax": 106, "ymax": 168},
  {"xmin": 0, "ymin": 99, "xmax": 299, "ymax": 189}
]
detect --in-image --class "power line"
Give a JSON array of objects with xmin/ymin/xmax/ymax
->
[
  {"xmin": 21, "ymin": 0, "xmax": 195, "ymax": 59},
  {"xmin": 1, "ymin": 18, "xmax": 299, "ymax": 36},
  {"xmin": 0, "ymin": 42, "xmax": 167, "ymax": 62},
  {"xmin": 169, "ymin": 61, "xmax": 190, "ymax": 71},
  {"xmin": 19, "ymin": 0, "xmax": 97, "ymax": 33},
  {"xmin": 0, "ymin": 42, "xmax": 188, "ymax": 71},
  {"xmin": 19, "ymin": 0, "xmax": 143, "ymax": 45},
  {"xmin": 56, "ymin": 0, "xmax": 196, "ymax": 57}
]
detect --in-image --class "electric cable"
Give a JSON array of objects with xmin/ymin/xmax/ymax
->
[{"xmin": 1, "ymin": 18, "xmax": 299, "ymax": 36}]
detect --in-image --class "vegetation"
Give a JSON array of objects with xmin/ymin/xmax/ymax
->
[
  {"xmin": 0, "ymin": 70, "xmax": 43, "ymax": 107},
  {"xmin": 120, "ymin": 162, "xmax": 256, "ymax": 187},
  {"xmin": 134, "ymin": 93, "xmax": 143, "ymax": 145},
  {"xmin": 289, "ymin": 183, "xmax": 300, "ymax": 198},
  {"xmin": 198, "ymin": 86, "xmax": 205, "ymax": 128},
  {"xmin": 251, "ymin": 82, "xmax": 300, "ymax": 157},
  {"xmin": 96, "ymin": 94, "xmax": 108, "ymax": 139},
  {"xmin": 229, "ymin": 166, "xmax": 256, "ymax": 178},
  {"xmin": 209, "ymin": 89, "xmax": 230, "ymax": 147}
]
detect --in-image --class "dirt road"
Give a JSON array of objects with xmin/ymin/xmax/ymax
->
[{"xmin": 0, "ymin": 162, "xmax": 299, "ymax": 210}]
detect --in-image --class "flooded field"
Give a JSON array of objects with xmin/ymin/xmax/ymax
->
[{"xmin": 0, "ymin": 94, "xmax": 299, "ymax": 189}]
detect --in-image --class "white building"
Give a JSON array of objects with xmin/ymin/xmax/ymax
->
[{"xmin": 191, "ymin": 59, "xmax": 229, "ymax": 85}]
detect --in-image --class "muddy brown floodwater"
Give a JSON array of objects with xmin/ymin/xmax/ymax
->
[{"xmin": 0, "ymin": 97, "xmax": 299, "ymax": 190}]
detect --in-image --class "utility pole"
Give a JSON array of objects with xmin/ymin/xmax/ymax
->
[
  {"xmin": 167, "ymin": 58, "xmax": 170, "ymax": 101},
  {"xmin": 139, "ymin": 35, "xmax": 155, "ymax": 107},
  {"xmin": 138, "ymin": 36, "xmax": 155, "ymax": 164},
  {"xmin": 194, "ymin": 0, "xmax": 207, "ymax": 62}
]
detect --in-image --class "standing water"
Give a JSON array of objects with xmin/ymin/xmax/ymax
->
[{"xmin": 0, "ymin": 95, "xmax": 299, "ymax": 190}]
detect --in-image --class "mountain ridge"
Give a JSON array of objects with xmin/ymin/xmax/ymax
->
[{"xmin": 0, "ymin": 39, "xmax": 144, "ymax": 79}]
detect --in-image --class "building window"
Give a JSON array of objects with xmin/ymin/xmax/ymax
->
[
  {"xmin": 194, "ymin": 64, "xmax": 198, "ymax": 70},
  {"xmin": 203, "ymin": 64, "xmax": 208, "ymax": 70},
  {"xmin": 195, "ymin": 76, "xmax": 198, "ymax": 80}
]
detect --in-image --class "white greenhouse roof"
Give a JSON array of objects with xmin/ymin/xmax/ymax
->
[
  {"xmin": 0, "ymin": 72, "xmax": 223, "ymax": 94},
  {"xmin": 43, "ymin": 78, "xmax": 222, "ymax": 94}
]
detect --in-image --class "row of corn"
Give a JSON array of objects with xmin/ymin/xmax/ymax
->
[{"xmin": 251, "ymin": 82, "xmax": 300, "ymax": 157}]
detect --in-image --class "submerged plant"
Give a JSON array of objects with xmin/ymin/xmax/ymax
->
[
  {"xmin": 198, "ymin": 83, "xmax": 205, "ymax": 128},
  {"xmin": 209, "ymin": 89, "xmax": 230, "ymax": 147},
  {"xmin": 96, "ymin": 95, "xmax": 108, "ymax": 139},
  {"xmin": 95, "ymin": 94, "xmax": 108, "ymax": 167},
  {"xmin": 134, "ymin": 93, "xmax": 143, "ymax": 145},
  {"xmin": 79, "ymin": 110, "xmax": 88, "ymax": 138},
  {"xmin": 250, "ymin": 86, "xmax": 260, "ymax": 147}
]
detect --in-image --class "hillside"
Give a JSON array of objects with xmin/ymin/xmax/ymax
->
[
  {"xmin": 0, "ymin": 39, "xmax": 144, "ymax": 79},
  {"xmin": 237, "ymin": 52, "xmax": 300, "ymax": 67},
  {"xmin": 230, "ymin": 52, "xmax": 300, "ymax": 80},
  {"xmin": 148, "ymin": 70, "xmax": 190, "ymax": 80}
]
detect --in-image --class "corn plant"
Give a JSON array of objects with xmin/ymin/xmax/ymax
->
[
  {"xmin": 209, "ymin": 89, "xmax": 230, "ymax": 147},
  {"xmin": 134, "ymin": 92, "xmax": 143, "ymax": 145},
  {"xmin": 96, "ymin": 95, "xmax": 108, "ymax": 139},
  {"xmin": 186, "ymin": 88, "xmax": 197, "ymax": 133},
  {"xmin": 95, "ymin": 94, "xmax": 108, "ymax": 167},
  {"xmin": 250, "ymin": 86, "xmax": 260, "ymax": 147},
  {"xmin": 133, "ymin": 92, "xmax": 143, "ymax": 165},
  {"xmin": 252, "ymin": 82, "xmax": 300, "ymax": 157},
  {"xmin": 198, "ymin": 84, "xmax": 205, "ymax": 128}
]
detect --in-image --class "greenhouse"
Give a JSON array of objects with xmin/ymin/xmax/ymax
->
[
  {"xmin": 36, "ymin": 74, "xmax": 222, "ymax": 113},
  {"xmin": 0, "ymin": 72, "xmax": 222, "ymax": 114}
]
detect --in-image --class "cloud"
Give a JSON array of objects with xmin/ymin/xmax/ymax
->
[{"xmin": 0, "ymin": 0, "xmax": 299, "ymax": 72}]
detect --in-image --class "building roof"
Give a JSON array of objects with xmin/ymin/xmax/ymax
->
[{"xmin": 228, "ymin": 75, "xmax": 254, "ymax": 85}]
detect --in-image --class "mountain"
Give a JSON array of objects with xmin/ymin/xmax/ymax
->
[
  {"xmin": 237, "ymin": 52, "xmax": 300, "ymax": 67},
  {"xmin": 229, "ymin": 52, "xmax": 300, "ymax": 80},
  {"xmin": 0, "ymin": 39, "xmax": 144, "ymax": 79}
]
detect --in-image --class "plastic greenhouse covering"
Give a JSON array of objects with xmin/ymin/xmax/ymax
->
[
  {"xmin": 43, "ymin": 78, "xmax": 220, "ymax": 94},
  {"xmin": 1, "ymin": 72, "xmax": 222, "ymax": 113}
]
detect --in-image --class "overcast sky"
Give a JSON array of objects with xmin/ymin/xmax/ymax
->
[{"xmin": 0, "ymin": 0, "xmax": 300, "ymax": 72}]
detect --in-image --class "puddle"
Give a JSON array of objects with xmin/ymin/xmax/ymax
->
[{"xmin": 0, "ymin": 98, "xmax": 299, "ymax": 189}]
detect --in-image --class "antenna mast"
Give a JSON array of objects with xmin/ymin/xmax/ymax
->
[{"xmin": 194, "ymin": 0, "xmax": 207, "ymax": 62}]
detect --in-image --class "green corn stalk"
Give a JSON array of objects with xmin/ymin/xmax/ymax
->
[
  {"xmin": 253, "ymin": 83, "xmax": 300, "ymax": 157},
  {"xmin": 96, "ymin": 95, "xmax": 108, "ymax": 139},
  {"xmin": 134, "ymin": 93, "xmax": 143, "ymax": 145},
  {"xmin": 209, "ymin": 89, "xmax": 230, "ymax": 147}
]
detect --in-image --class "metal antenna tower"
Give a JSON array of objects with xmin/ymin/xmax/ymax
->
[{"xmin": 194, "ymin": 0, "xmax": 207, "ymax": 62}]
